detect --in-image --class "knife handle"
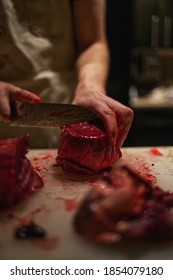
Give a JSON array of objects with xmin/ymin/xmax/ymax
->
[{"xmin": 10, "ymin": 101, "xmax": 23, "ymax": 120}]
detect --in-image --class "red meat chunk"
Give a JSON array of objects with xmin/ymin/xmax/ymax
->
[
  {"xmin": 0, "ymin": 134, "xmax": 43, "ymax": 209},
  {"xmin": 74, "ymin": 166, "xmax": 173, "ymax": 244},
  {"xmin": 56, "ymin": 121, "xmax": 121, "ymax": 174}
]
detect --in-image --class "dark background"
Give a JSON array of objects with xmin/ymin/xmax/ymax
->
[
  {"xmin": 106, "ymin": 0, "xmax": 173, "ymax": 147},
  {"xmin": 106, "ymin": 0, "xmax": 132, "ymax": 106}
]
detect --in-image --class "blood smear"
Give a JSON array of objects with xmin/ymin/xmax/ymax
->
[
  {"xmin": 56, "ymin": 198, "xmax": 79, "ymax": 212},
  {"xmin": 31, "ymin": 154, "xmax": 53, "ymax": 180},
  {"xmin": 13, "ymin": 208, "xmax": 43, "ymax": 224},
  {"xmin": 63, "ymin": 198, "xmax": 79, "ymax": 211},
  {"xmin": 150, "ymin": 148, "xmax": 163, "ymax": 156},
  {"xmin": 30, "ymin": 236, "xmax": 59, "ymax": 250}
]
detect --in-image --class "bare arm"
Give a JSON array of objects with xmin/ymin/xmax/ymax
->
[
  {"xmin": 72, "ymin": 0, "xmax": 109, "ymax": 90},
  {"xmin": 72, "ymin": 0, "xmax": 133, "ymax": 147}
]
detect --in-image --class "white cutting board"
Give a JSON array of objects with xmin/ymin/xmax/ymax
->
[{"xmin": 1, "ymin": 147, "xmax": 173, "ymax": 260}]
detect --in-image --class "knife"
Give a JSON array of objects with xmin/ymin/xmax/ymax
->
[{"xmin": 1, "ymin": 102, "xmax": 98, "ymax": 127}]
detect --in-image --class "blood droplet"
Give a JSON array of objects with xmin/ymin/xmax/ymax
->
[{"xmin": 150, "ymin": 148, "xmax": 163, "ymax": 156}]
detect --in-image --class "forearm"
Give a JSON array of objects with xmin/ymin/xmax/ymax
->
[
  {"xmin": 72, "ymin": 0, "xmax": 109, "ymax": 95},
  {"xmin": 72, "ymin": 0, "xmax": 134, "ymax": 147},
  {"xmin": 75, "ymin": 41, "xmax": 110, "ymax": 94}
]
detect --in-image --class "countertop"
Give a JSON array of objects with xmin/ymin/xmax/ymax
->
[
  {"xmin": 1, "ymin": 146, "xmax": 173, "ymax": 260},
  {"xmin": 129, "ymin": 86, "xmax": 173, "ymax": 110}
]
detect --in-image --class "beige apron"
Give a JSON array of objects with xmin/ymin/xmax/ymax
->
[{"xmin": 0, "ymin": 0, "xmax": 77, "ymax": 148}]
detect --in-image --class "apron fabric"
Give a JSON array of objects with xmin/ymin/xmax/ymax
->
[{"xmin": 0, "ymin": 0, "xmax": 77, "ymax": 148}]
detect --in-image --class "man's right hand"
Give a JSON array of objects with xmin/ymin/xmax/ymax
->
[{"xmin": 0, "ymin": 81, "xmax": 41, "ymax": 120}]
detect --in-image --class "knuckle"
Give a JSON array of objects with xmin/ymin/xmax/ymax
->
[
  {"xmin": 121, "ymin": 108, "xmax": 134, "ymax": 125},
  {"xmin": 125, "ymin": 107, "xmax": 134, "ymax": 118},
  {"xmin": 103, "ymin": 108, "xmax": 115, "ymax": 118}
]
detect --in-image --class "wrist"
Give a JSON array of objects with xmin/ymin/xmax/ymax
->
[{"xmin": 76, "ymin": 80, "xmax": 106, "ymax": 97}]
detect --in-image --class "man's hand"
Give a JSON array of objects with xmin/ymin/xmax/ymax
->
[
  {"xmin": 72, "ymin": 85, "xmax": 134, "ymax": 148},
  {"xmin": 0, "ymin": 81, "xmax": 41, "ymax": 120}
]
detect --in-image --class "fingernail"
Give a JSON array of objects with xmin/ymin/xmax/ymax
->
[{"xmin": 32, "ymin": 97, "xmax": 41, "ymax": 103}]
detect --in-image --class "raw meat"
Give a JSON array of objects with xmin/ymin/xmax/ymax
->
[
  {"xmin": 74, "ymin": 166, "xmax": 173, "ymax": 244},
  {"xmin": 0, "ymin": 134, "xmax": 43, "ymax": 209},
  {"xmin": 56, "ymin": 121, "xmax": 121, "ymax": 174},
  {"xmin": 15, "ymin": 222, "xmax": 46, "ymax": 239}
]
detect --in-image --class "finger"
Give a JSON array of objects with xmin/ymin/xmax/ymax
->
[
  {"xmin": 6, "ymin": 84, "xmax": 41, "ymax": 104},
  {"xmin": 73, "ymin": 95, "xmax": 118, "ymax": 145},
  {"xmin": 116, "ymin": 108, "xmax": 134, "ymax": 148},
  {"xmin": 99, "ymin": 108, "xmax": 118, "ymax": 146},
  {"xmin": 84, "ymin": 100, "xmax": 118, "ymax": 145},
  {"xmin": 102, "ymin": 145, "xmax": 120, "ymax": 169},
  {"xmin": 0, "ymin": 88, "xmax": 11, "ymax": 120},
  {"xmin": 13, "ymin": 88, "xmax": 41, "ymax": 103},
  {"xmin": 103, "ymin": 98, "xmax": 133, "ymax": 147}
]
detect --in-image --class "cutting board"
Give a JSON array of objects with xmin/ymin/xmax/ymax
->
[{"xmin": 1, "ymin": 147, "xmax": 173, "ymax": 260}]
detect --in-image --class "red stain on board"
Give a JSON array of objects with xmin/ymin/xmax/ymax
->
[
  {"xmin": 39, "ymin": 153, "xmax": 54, "ymax": 160},
  {"xmin": 30, "ymin": 236, "xmax": 59, "ymax": 251},
  {"xmin": 56, "ymin": 197, "xmax": 79, "ymax": 212},
  {"xmin": 32, "ymin": 166, "xmax": 47, "ymax": 180},
  {"xmin": 13, "ymin": 207, "xmax": 59, "ymax": 251},
  {"xmin": 90, "ymin": 162, "xmax": 157, "ymax": 187},
  {"xmin": 63, "ymin": 198, "xmax": 79, "ymax": 211},
  {"xmin": 97, "ymin": 150, "xmax": 158, "ymax": 187},
  {"xmin": 118, "ymin": 150, "xmax": 158, "ymax": 186},
  {"xmin": 13, "ymin": 208, "xmax": 42, "ymax": 225},
  {"xmin": 32, "ymin": 157, "xmax": 40, "ymax": 162},
  {"xmin": 132, "ymin": 161, "xmax": 157, "ymax": 186},
  {"xmin": 30, "ymin": 153, "xmax": 54, "ymax": 180},
  {"xmin": 145, "ymin": 172, "xmax": 156, "ymax": 183},
  {"xmin": 150, "ymin": 148, "xmax": 163, "ymax": 156}
]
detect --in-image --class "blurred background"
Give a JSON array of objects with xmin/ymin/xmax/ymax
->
[{"xmin": 106, "ymin": 0, "xmax": 173, "ymax": 146}]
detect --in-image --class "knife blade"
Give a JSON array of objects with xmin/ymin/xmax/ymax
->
[{"xmin": 1, "ymin": 103, "xmax": 98, "ymax": 127}]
